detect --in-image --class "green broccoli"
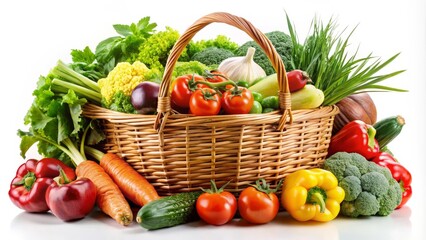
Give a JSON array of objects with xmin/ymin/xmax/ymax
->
[
  {"xmin": 323, "ymin": 152, "xmax": 402, "ymax": 218},
  {"xmin": 187, "ymin": 35, "xmax": 239, "ymax": 59},
  {"xmin": 338, "ymin": 176, "xmax": 361, "ymax": 201},
  {"xmin": 235, "ymin": 31, "xmax": 294, "ymax": 75},
  {"xmin": 191, "ymin": 47, "xmax": 235, "ymax": 67}
]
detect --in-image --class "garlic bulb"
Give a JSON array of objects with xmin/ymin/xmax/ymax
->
[{"xmin": 218, "ymin": 47, "xmax": 266, "ymax": 84}]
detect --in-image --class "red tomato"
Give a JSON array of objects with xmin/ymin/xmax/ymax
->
[
  {"xmin": 189, "ymin": 88, "xmax": 221, "ymax": 116},
  {"xmin": 222, "ymin": 87, "xmax": 254, "ymax": 114},
  {"xmin": 238, "ymin": 179, "xmax": 282, "ymax": 224},
  {"xmin": 171, "ymin": 74, "xmax": 205, "ymax": 108},
  {"xmin": 196, "ymin": 180, "xmax": 237, "ymax": 226}
]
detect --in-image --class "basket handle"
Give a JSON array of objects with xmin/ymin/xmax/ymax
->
[{"xmin": 154, "ymin": 12, "xmax": 293, "ymax": 132}]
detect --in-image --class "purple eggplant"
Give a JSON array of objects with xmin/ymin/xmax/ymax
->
[{"xmin": 131, "ymin": 81, "xmax": 160, "ymax": 114}]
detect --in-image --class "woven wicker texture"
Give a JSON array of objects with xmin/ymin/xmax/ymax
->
[{"xmin": 83, "ymin": 12, "xmax": 339, "ymax": 195}]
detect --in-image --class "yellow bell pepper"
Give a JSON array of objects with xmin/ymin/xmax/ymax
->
[{"xmin": 281, "ymin": 168, "xmax": 345, "ymax": 222}]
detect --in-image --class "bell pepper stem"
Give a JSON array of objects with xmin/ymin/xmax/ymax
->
[
  {"xmin": 13, "ymin": 171, "xmax": 36, "ymax": 191},
  {"xmin": 367, "ymin": 125, "xmax": 377, "ymax": 149},
  {"xmin": 57, "ymin": 167, "xmax": 71, "ymax": 185},
  {"xmin": 24, "ymin": 175, "xmax": 36, "ymax": 190},
  {"xmin": 310, "ymin": 192, "xmax": 326, "ymax": 213},
  {"xmin": 307, "ymin": 186, "xmax": 327, "ymax": 213}
]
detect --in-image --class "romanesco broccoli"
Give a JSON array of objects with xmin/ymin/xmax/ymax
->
[
  {"xmin": 235, "ymin": 31, "xmax": 294, "ymax": 75},
  {"xmin": 323, "ymin": 152, "xmax": 402, "ymax": 218},
  {"xmin": 98, "ymin": 61, "xmax": 153, "ymax": 113}
]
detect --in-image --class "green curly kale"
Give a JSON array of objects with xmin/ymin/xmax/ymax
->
[
  {"xmin": 135, "ymin": 26, "xmax": 189, "ymax": 70},
  {"xmin": 172, "ymin": 61, "xmax": 210, "ymax": 78}
]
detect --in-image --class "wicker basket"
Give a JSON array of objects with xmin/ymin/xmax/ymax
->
[{"xmin": 83, "ymin": 12, "xmax": 339, "ymax": 196}]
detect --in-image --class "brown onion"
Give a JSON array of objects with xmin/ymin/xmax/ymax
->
[{"xmin": 333, "ymin": 92, "xmax": 377, "ymax": 135}]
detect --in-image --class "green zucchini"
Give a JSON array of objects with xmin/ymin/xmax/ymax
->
[
  {"xmin": 136, "ymin": 191, "xmax": 202, "ymax": 230},
  {"xmin": 373, "ymin": 115, "xmax": 405, "ymax": 149}
]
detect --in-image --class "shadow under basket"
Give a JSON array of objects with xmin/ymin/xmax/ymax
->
[
  {"xmin": 83, "ymin": 104, "xmax": 339, "ymax": 196},
  {"xmin": 82, "ymin": 12, "xmax": 339, "ymax": 196}
]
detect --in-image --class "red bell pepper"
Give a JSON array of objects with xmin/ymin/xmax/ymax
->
[
  {"xmin": 8, "ymin": 158, "xmax": 76, "ymax": 212},
  {"xmin": 328, "ymin": 120, "xmax": 379, "ymax": 159},
  {"xmin": 46, "ymin": 168, "xmax": 97, "ymax": 221},
  {"xmin": 371, "ymin": 152, "xmax": 412, "ymax": 209}
]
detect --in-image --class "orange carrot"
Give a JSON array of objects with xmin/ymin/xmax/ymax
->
[
  {"xmin": 76, "ymin": 160, "xmax": 133, "ymax": 226},
  {"xmin": 100, "ymin": 153, "xmax": 161, "ymax": 206},
  {"xmin": 85, "ymin": 146, "xmax": 161, "ymax": 206}
]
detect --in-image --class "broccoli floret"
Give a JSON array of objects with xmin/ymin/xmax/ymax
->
[
  {"xmin": 339, "ymin": 176, "xmax": 362, "ymax": 201},
  {"xmin": 323, "ymin": 152, "xmax": 352, "ymax": 180},
  {"xmin": 324, "ymin": 152, "xmax": 403, "ymax": 217},
  {"xmin": 235, "ymin": 31, "xmax": 293, "ymax": 75},
  {"xmin": 377, "ymin": 181, "xmax": 403, "ymax": 216},
  {"xmin": 344, "ymin": 165, "xmax": 361, "ymax": 178},
  {"xmin": 191, "ymin": 47, "xmax": 234, "ymax": 67},
  {"xmin": 341, "ymin": 192, "xmax": 380, "ymax": 218},
  {"xmin": 187, "ymin": 35, "xmax": 239, "ymax": 59},
  {"xmin": 348, "ymin": 153, "xmax": 370, "ymax": 175},
  {"xmin": 360, "ymin": 172, "xmax": 389, "ymax": 198}
]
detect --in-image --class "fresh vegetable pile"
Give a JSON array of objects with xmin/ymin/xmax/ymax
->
[{"xmin": 10, "ymin": 12, "xmax": 412, "ymax": 230}]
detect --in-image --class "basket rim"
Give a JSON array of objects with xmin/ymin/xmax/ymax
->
[{"xmin": 83, "ymin": 103, "xmax": 339, "ymax": 126}]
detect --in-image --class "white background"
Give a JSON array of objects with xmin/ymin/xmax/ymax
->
[{"xmin": 0, "ymin": 0, "xmax": 425, "ymax": 239}]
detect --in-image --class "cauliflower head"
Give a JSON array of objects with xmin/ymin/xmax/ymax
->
[{"xmin": 98, "ymin": 61, "xmax": 150, "ymax": 106}]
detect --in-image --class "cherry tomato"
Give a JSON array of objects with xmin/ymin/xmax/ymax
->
[
  {"xmin": 171, "ymin": 74, "xmax": 205, "ymax": 108},
  {"xmin": 196, "ymin": 180, "xmax": 237, "ymax": 226},
  {"xmin": 222, "ymin": 87, "xmax": 254, "ymax": 114},
  {"xmin": 189, "ymin": 88, "xmax": 221, "ymax": 116},
  {"xmin": 238, "ymin": 179, "xmax": 282, "ymax": 224}
]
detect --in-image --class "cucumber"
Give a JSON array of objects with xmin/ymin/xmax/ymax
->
[
  {"xmin": 248, "ymin": 73, "xmax": 278, "ymax": 98},
  {"xmin": 373, "ymin": 115, "xmax": 405, "ymax": 149},
  {"xmin": 136, "ymin": 191, "xmax": 201, "ymax": 230}
]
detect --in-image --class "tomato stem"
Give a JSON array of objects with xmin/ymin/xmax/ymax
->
[
  {"xmin": 250, "ymin": 178, "xmax": 283, "ymax": 195},
  {"xmin": 200, "ymin": 88, "xmax": 220, "ymax": 101},
  {"xmin": 201, "ymin": 180, "xmax": 231, "ymax": 194},
  {"xmin": 204, "ymin": 70, "xmax": 230, "ymax": 81},
  {"xmin": 194, "ymin": 80, "xmax": 237, "ymax": 90}
]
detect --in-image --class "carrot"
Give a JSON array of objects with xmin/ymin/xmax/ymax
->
[
  {"xmin": 76, "ymin": 160, "xmax": 133, "ymax": 226},
  {"xmin": 85, "ymin": 147, "xmax": 160, "ymax": 206}
]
